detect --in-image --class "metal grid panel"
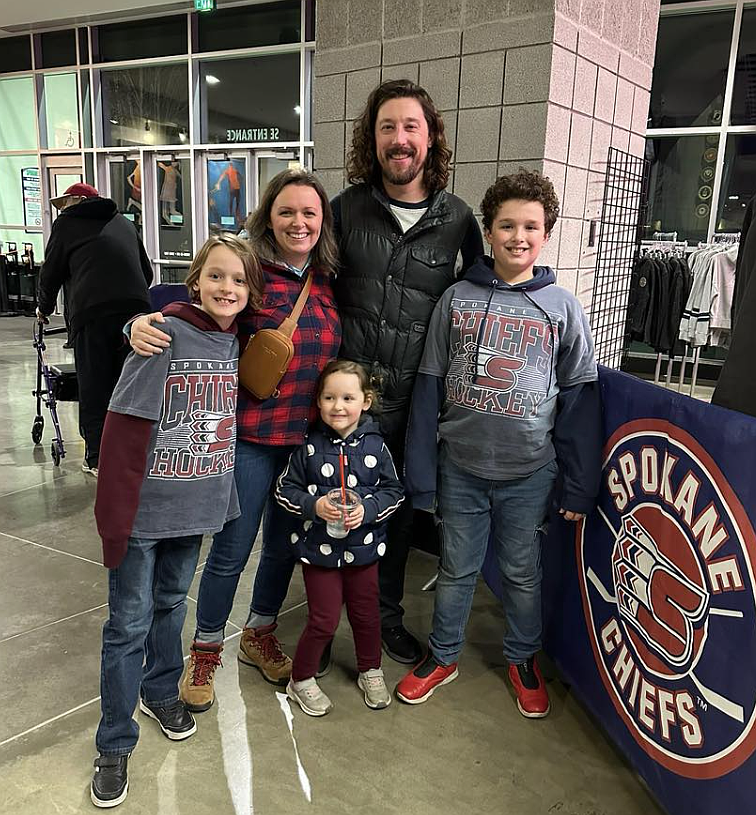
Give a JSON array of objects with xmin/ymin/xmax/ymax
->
[{"xmin": 588, "ymin": 147, "xmax": 650, "ymax": 369}]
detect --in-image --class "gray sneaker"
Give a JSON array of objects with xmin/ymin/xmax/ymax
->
[
  {"xmin": 358, "ymin": 668, "xmax": 392, "ymax": 709},
  {"xmin": 286, "ymin": 678, "xmax": 333, "ymax": 717}
]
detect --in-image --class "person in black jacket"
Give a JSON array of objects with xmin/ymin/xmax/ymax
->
[
  {"xmin": 331, "ymin": 80, "xmax": 483, "ymax": 664},
  {"xmin": 37, "ymin": 183, "xmax": 153, "ymax": 476}
]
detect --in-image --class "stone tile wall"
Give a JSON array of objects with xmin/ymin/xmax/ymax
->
[{"xmin": 313, "ymin": 0, "xmax": 660, "ymax": 305}]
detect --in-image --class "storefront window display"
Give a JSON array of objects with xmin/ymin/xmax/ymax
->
[
  {"xmin": 0, "ymin": 1, "xmax": 314, "ymax": 268},
  {"xmin": 715, "ymin": 134, "xmax": 756, "ymax": 232},
  {"xmin": 207, "ymin": 158, "xmax": 246, "ymax": 233},
  {"xmin": 729, "ymin": 7, "xmax": 756, "ymax": 126}
]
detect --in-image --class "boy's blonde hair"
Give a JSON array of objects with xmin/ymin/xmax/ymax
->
[{"xmin": 185, "ymin": 233, "xmax": 264, "ymax": 311}]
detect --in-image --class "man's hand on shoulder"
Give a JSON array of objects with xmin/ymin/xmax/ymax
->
[{"xmin": 131, "ymin": 312, "xmax": 171, "ymax": 357}]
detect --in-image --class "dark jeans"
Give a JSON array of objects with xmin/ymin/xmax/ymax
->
[
  {"xmin": 195, "ymin": 439, "xmax": 297, "ymax": 639},
  {"xmin": 96, "ymin": 535, "xmax": 202, "ymax": 756},
  {"xmin": 292, "ymin": 563, "xmax": 381, "ymax": 681},
  {"xmin": 73, "ymin": 314, "xmax": 131, "ymax": 468}
]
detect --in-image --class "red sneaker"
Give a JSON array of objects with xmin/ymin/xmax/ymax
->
[
  {"xmin": 396, "ymin": 653, "xmax": 459, "ymax": 704},
  {"xmin": 508, "ymin": 657, "xmax": 550, "ymax": 718}
]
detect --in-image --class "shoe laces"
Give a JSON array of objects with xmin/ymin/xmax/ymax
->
[
  {"xmin": 191, "ymin": 649, "xmax": 222, "ymax": 686},
  {"xmin": 252, "ymin": 631, "xmax": 288, "ymax": 666},
  {"xmin": 361, "ymin": 670, "xmax": 386, "ymax": 690}
]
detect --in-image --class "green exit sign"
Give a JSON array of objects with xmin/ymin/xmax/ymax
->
[{"xmin": 194, "ymin": 0, "xmax": 215, "ymax": 11}]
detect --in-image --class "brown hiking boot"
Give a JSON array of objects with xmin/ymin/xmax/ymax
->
[
  {"xmin": 180, "ymin": 641, "xmax": 223, "ymax": 712},
  {"xmin": 238, "ymin": 623, "xmax": 292, "ymax": 685}
]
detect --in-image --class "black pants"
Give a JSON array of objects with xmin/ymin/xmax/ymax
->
[
  {"xmin": 378, "ymin": 412, "xmax": 440, "ymax": 629},
  {"xmin": 73, "ymin": 314, "xmax": 131, "ymax": 467}
]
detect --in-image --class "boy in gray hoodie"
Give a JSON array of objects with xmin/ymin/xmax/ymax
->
[{"xmin": 396, "ymin": 169, "xmax": 602, "ymax": 717}]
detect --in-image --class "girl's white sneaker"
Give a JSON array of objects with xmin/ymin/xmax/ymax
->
[
  {"xmin": 286, "ymin": 677, "xmax": 333, "ymax": 716},
  {"xmin": 358, "ymin": 668, "xmax": 391, "ymax": 709}
]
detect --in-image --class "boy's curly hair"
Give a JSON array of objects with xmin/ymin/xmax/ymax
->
[
  {"xmin": 346, "ymin": 79, "xmax": 451, "ymax": 193},
  {"xmin": 480, "ymin": 169, "xmax": 560, "ymax": 235}
]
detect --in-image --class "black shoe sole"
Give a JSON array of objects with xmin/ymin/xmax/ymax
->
[
  {"xmin": 91, "ymin": 782, "xmax": 128, "ymax": 808},
  {"xmin": 139, "ymin": 700, "xmax": 197, "ymax": 740},
  {"xmin": 381, "ymin": 640, "xmax": 422, "ymax": 665},
  {"xmin": 183, "ymin": 697, "xmax": 214, "ymax": 713}
]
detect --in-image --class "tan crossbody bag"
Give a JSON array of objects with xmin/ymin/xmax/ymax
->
[{"xmin": 238, "ymin": 272, "xmax": 312, "ymax": 400}]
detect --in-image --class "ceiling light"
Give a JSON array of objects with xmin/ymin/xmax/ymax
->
[
  {"xmin": 294, "ymin": 105, "xmax": 301, "ymax": 115},
  {"xmin": 206, "ymin": 74, "xmax": 220, "ymax": 85},
  {"xmin": 110, "ymin": 119, "xmax": 119, "ymax": 124}
]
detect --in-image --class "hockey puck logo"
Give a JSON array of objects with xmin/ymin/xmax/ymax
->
[{"xmin": 577, "ymin": 420, "xmax": 756, "ymax": 778}]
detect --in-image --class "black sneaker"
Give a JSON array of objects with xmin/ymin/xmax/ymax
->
[
  {"xmin": 139, "ymin": 698, "xmax": 196, "ymax": 741},
  {"xmin": 381, "ymin": 625, "xmax": 423, "ymax": 664},
  {"xmin": 315, "ymin": 638, "xmax": 334, "ymax": 678},
  {"xmin": 91, "ymin": 754, "xmax": 128, "ymax": 808}
]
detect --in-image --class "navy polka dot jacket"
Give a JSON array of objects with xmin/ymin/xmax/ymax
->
[{"xmin": 275, "ymin": 417, "xmax": 404, "ymax": 567}]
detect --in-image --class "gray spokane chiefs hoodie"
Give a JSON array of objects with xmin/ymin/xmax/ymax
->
[{"xmin": 405, "ymin": 254, "xmax": 603, "ymax": 515}]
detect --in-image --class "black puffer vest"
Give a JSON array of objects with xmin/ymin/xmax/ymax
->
[{"xmin": 334, "ymin": 184, "xmax": 473, "ymax": 441}]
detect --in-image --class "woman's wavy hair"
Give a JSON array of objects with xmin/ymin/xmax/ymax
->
[
  {"xmin": 346, "ymin": 79, "xmax": 451, "ymax": 193},
  {"xmin": 245, "ymin": 169, "xmax": 338, "ymax": 275}
]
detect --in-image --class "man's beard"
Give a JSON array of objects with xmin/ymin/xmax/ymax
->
[{"xmin": 380, "ymin": 148, "xmax": 425, "ymax": 186}]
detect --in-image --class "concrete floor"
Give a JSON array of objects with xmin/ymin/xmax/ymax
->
[{"xmin": 0, "ymin": 314, "xmax": 664, "ymax": 815}]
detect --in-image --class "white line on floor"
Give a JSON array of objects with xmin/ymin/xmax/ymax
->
[
  {"xmin": 0, "ymin": 599, "xmax": 309, "ymax": 750},
  {"xmin": 276, "ymin": 692, "xmax": 312, "ymax": 803},
  {"xmin": 0, "ymin": 531, "xmax": 102, "ymax": 567},
  {"xmin": 0, "ymin": 477, "xmax": 70, "ymax": 500},
  {"xmin": 0, "ymin": 602, "xmax": 108, "ymax": 644}
]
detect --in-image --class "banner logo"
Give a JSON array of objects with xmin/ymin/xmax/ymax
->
[{"xmin": 577, "ymin": 420, "xmax": 756, "ymax": 778}]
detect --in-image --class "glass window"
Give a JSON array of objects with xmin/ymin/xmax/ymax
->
[
  {"xmin": 644, "ymin": 134, "xmax": 720, "ymax": 244},
  {"xmin": 715, "ymin": 134, "xmax": 756, "ymax": 233},
  {"xmin": 43, "ymin": 73, "xmax": 80, "ymax": 149},
  {"xmin": 0, "ymin": 77, "xmax": 37, "ymax": 151},
  {"xmin": 94, "ymin": 16, "xmax": 187, "ymax": 63},
  {"xmin": 200, "ymin": 54, "xmax": 300, "ymax": 144},
  {"xmin": 0, "ymin": 230, "xmax": 44, "ymax": 262},
  {"xmin": 159, "ymin": 264, "xmax": 191, "ymax": 284},
  {"xmin": 208, "ymin": 158, "xmax": 246, "ymax": 233},
  {"xmin": 305, "ymin": 0, "xmax": 315, "ymax": 41},
  {"xmin": 196, "ymin": 0, "xmax": 300, "ymax": 52},
  {"xmin": 81, "ymin": 70, "xmax": 93, "ymax": 148},
  {"xmin": 0, "ymin": 35, "xmax": 32, "ymax": 73},
  {"xmin": 39, "ymin": 30, "xmax": 77, "ymax": 68},
  {"xmin": 730, "ymin": 8, "xmax": 756, "ymax": 125},
  {"xmin": 78, "ymin": 28, "xmax": 90, "ymax": 64},
  {"xmin": 110, "ymin": 158, "xmax": 143, "ymax": 237},
  {"xmin": 102, "ymin": 64, "xmax": 189, "ymax": 147},
  {"xmin": 649, "ymin": 10, "xmax": 735, "ymax": 128},
  {"xmin": 0, "ymin": 155, "xmax": 40, "ymax": 226},
  {"xmin": 157, "ymin": 157, "xmax": 193, "ymax": 262}
]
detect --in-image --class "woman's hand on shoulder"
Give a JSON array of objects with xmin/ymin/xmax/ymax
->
[{"xmin": 131, "ymin": 312, "xmax": 172, "ymax": 356}]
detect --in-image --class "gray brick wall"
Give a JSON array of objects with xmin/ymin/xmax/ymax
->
[{"xmin": 313, "ymin": 0, "xmax": 661, "ymax": 302}]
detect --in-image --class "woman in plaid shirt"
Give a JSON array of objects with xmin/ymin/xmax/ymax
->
[{"xmin": 129, "ymin": 170, "xmax": 341, "ymax": 710}]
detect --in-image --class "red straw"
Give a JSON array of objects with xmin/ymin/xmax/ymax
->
[{"xmin": 339, "ymin": 448, "xmax": 347, "ymax": 505}]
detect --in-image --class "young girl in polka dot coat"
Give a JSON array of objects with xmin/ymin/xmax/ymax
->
[{"xmin": 275, "ymin": 360, "xmax": 404, "ymax": 716}]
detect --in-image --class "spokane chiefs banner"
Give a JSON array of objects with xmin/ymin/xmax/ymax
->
[{"xmin": 539, "ymin": 367, "xmax": 756, "ymax": 815}]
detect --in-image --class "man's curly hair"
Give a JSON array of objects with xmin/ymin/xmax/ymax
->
[
  {"xmin": 346, "ymin": 79, "xmax": 451, "ymax": 193},
  {"xmin": 480, "ymin": 169, "xmax": 560, "ymax": 235}
]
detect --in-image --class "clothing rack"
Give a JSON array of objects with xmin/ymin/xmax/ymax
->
[
  {"xmin": 677, "ymin": 236, "xmax": 740, "ymax": 395},
  {"xmin": 652, "ymin": 231, "xmax": 678, "ymax": 242}
]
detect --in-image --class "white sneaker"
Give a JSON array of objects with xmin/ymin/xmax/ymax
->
[
  {"xmin": 286, "ymin": 678, "xmax": 333, "ymax": 717},
  {"xmin": 81, "ymin": 462, "xmax": 98, "ymax": 477},
  {"xmin": 358, "ymin": 668, "xmax": 391, "ymax": 709}
]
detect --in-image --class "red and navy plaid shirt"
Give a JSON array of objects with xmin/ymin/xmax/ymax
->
[{"xmin": 236, "ymin": 260, "xmax": 341, "ymax": 446}]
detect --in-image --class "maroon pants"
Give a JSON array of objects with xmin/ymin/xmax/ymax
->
[{"xmin": 292, "ymin": 562, "xmax": 381, "ymax": 681}]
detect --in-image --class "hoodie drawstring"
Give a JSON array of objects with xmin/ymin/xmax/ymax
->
[
  {"xmin": 523, "ymin": 291, "xmax": 556, "ymax": 394},
  {"xmin": 472, "ymin": 280, "xmax": 497, "ymax": 384}
]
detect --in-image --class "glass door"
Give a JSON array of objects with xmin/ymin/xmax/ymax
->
[
  {"xmin": 107, "ymin": 155, "xmax": 143, "ymax": 237},
  {"xmin": 153, "ymin": 153, "xmax": 192, "ymax": 282}
]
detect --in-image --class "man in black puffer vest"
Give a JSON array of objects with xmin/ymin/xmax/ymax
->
[
  {"xmin": 331, "ymin": 80, "xmax": 483, "ymax": 664},
  {"xmin": 37, "ymin": 183, "xmax": 153, "ymax": 476}
]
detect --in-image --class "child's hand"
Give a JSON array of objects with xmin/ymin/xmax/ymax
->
[
  {"xmin": 315, "ymin": 496, "xmax": 341, "ymax": 522},
  {"xmin": 559, "ymin": 508, "xmax": 585, "ymax": 522},
  {"xmin": 344, "ymin": 504, "xmax": 365, "ymax": 530}
]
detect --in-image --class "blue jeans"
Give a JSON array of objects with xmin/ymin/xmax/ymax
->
[
  {"xmin": 429, "ymin": 449, "xmax": 558, "ymax": 666},
  {"xmin": 195, "ymin": 439, "xmax": 297, "ymax": 639},
  {"xmin": 96, "ymin": 534, "xmax": 202, "ymax": 756}
]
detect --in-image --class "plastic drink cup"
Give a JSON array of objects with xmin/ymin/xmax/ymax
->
[{"xmin": 326, "ymin": 488, "xmax": 361, "ymax": 539}]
